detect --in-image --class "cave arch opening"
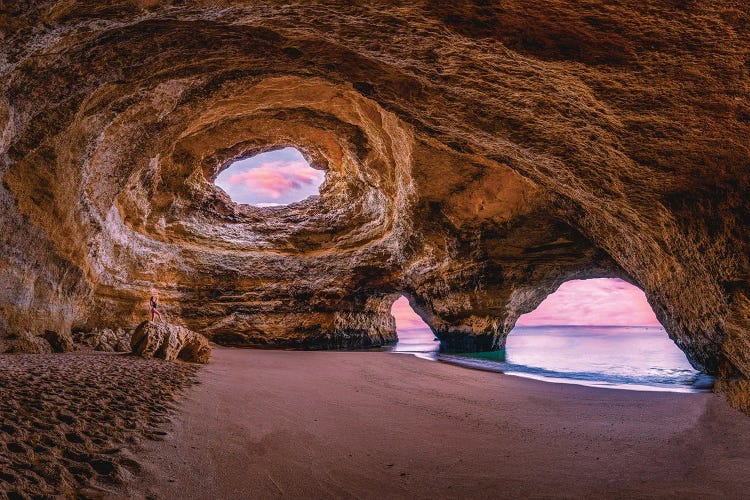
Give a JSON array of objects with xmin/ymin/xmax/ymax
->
[
  {"xmin": 390, "ymin": 295, "xmax": 439, "ymax": 359},
  {"xmin": 501, "ymin": 278, "xmax": 709, "ymax": 391},
  {"xmin": 214, "ymin": 147, "xmax": 325, "ymax": 207}
]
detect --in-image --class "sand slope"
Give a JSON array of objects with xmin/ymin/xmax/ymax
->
[{"xmin": 126, "ymin": 347, "xmax": 750, "ymax": 499}]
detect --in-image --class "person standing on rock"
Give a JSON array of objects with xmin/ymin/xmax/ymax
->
[{"xmin": 150, "ymin": 292, "xmax": 163, "ymax": 322}]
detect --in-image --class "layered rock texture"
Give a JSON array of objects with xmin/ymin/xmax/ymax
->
[{"xmin": 0, "ymin": 2, "xmax": 748, "ymax": 405}]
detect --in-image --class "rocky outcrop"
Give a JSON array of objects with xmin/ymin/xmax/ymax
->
[
  {"xmin": 0, "ymin": 3, "xmax": 748, "ymax": 406},
  {"xmin": 1, "ymin": 330, "xmax": 73, "ymax": 354},
  {"xmin": 42, "ymin": 330, "xmax": 75, "ymax": 353},
  {"xmin": 131, "ymin": 322, "xmax": 211, "ymax": 364},
  {"xmin": 73, "ymin": 328, "xmax": 131, "ymax": 352},
  {"xmin": 3, "ymin": 332, "xmax": 53, "ymax": 354}
]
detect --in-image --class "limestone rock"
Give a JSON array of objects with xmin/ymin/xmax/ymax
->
[
  {"xmin": 5, "ymin": 332, "xmax": 53, "ymax": 354},
  {"xmin": 131, "ymin": 322, "xmax": 211, "ymax": 364},
  {"xmin": 113, "ymin": 328, "xmax": 132, "ymax": 352},
  {"xmin": 73, "ymin": 328, "xmax": 132, "ymax": 352},
  {"xmin": 43, "ymin": 330, "xmax": 75, "ymax": 353}
]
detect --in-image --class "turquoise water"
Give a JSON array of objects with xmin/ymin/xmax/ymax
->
[{"xmin": 392, "ymin": 325, "xmax": 712, "ymax": 393}]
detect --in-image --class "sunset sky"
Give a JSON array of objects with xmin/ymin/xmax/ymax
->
[
  {"xmin": 391, "ymin": 296, "xmax": 429, "ymax": 331},
  {"xmin": 391, "ymin": 278, "xmax": 661, "ymax": 331},
  {"xmin": 515, "ymin": 278, "xmax": 660, "ymax": 326},
  {"xmin": 214, "ymin": 147, "xmax": 325, "ymax": 206}
]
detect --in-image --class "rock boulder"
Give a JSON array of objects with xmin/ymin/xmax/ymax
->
[{"xmin": 131, "ymin": 322, "xmax": 211, "ymax": 364}]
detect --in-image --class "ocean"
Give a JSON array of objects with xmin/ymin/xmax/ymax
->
[{"xmin": 391, "ymin": 325, "xmax": 712, "ymax": 392}]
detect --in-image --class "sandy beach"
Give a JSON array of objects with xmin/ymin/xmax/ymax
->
[
  {"xmin": 0, "ymin": 351, "xmax": 198, "ymax": 497},
  {"xmin": 121, "ymin": 347, "xmax": 750, "ymax": 499}
]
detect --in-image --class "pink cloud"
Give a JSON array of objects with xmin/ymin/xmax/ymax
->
[
  {"xmin": 391, "ymin": 296, "xmax": 430, "ymax": 330},
  {"xmin": 516, "ymin": 278, "xmax": 660, "ymax": 327},
  {"xmin": 226, "ymin": 160, "xmax": 324, "ymax": 200}
]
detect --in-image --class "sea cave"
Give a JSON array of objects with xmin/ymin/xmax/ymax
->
[{"xmin": 1, "ymin": 1, "xmax": 749, "ymax": 497}]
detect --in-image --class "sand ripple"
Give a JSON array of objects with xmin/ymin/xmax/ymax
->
[{"xmin": 0, "ymin": 351, "xmax": 198, "ymax": 498}]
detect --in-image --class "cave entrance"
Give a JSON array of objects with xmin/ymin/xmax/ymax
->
[
  {"xmin": 214, "ymin": 147, "xmax": 325, "ymax": 206},
  {"xmin": 505, "ymin": 278, "xmax": 707, "ymax": 391},
  {"xmin": 390, "ymin": 295, "xmax": 439, "ymax": 359},
  {"xmin": 443, "ymin": 278, "xmax": 709, "ymax": 392}
]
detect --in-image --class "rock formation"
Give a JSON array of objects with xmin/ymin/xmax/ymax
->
[
  {"xmin": 131, "ymin": 322, "xmax": 212, "ymax": 364},
  {"xmin": 2, "ymin": 332, "xmax": 53, "ymax": 355},
  {"xmin": 0, "ymin": 2, "xmax": 748, "ymax": 406},
  {"xmin": 73, "ymin": 328, "xmax": 131, "ymax": 353},
  {"xmin": 43, "ymin": 330, "xmax": 75, "ymax": 353}
]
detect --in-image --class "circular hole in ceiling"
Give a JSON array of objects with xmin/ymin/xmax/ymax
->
[{"xmin": 214, "ymin": 147, "xmax": 325, "ymax": 207}]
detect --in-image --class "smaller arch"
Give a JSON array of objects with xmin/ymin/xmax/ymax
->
[{"xmin": 390, "ymin": 295, "xmax": 439, "ymax": 359}]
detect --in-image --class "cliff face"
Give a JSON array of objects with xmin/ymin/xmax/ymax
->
[{"xmin": 1, "ymin": 1, "xmax": 748, "ymax": 405}]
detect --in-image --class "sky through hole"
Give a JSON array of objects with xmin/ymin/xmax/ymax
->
[{"xmin": 214, "ymin": 147, "xmax": 325, "ymax": 206}]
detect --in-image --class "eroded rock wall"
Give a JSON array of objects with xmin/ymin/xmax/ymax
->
[{"xmin": 1, "ymin": 1, "xmax": 748, "ymax": 402}]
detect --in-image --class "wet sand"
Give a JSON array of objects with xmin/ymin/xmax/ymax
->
[
  {"xmin": 0, "ymin": 351, "xmax": 198, "ymax": 497},
  {"xmin": 126, "ymin": 347, "xmax": 750, "ymax": 499}
]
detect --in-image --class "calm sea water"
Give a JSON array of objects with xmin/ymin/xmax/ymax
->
[{"xmin": 391, "ymin": 325, "xmax": 712, "ymax": 392}]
